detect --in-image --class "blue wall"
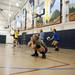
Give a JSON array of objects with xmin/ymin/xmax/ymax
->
[
  {"xmin": 0, "ymin": 35, "xmax": 6, "ymax": 44},
  {"xmin": 24, "ymin": 29, "xmax": 75, "ymax": 49}
]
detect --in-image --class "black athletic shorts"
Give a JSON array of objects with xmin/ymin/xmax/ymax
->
[{"xmin": 36, "ymin": 44, "xmax": 41, "ymax": 49}]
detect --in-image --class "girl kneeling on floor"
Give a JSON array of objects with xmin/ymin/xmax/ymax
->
[{"xmin": 28, "ymin": 34, "xmax": 48, "ymax": 58}]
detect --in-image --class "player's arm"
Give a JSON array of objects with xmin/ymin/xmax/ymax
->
[{"xmin": 50, "ymin": 35, "xmax": 54, "ymax": 41}]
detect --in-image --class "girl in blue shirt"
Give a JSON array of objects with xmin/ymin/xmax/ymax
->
[{"xmin": 51, "ymin": 29, "xmax": 60, "ymax": 51}]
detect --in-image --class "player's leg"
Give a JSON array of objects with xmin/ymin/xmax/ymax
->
[
  {"xmin": 31, "ymin": 48, "xmax": 38, "ymax": 57},
  {"xmin": 31, "ymin": 44, "xmax": 39, "ymax": 57},
  {"xmin": 38, "ymin": 45, "xmax": 47, "ymax": 58},
  {"xmin": 13, "ymin": 39, "xmax": 16, "ymax": 47},
  {"xmin": 53, "ymin": 40, "xmax": 59, "ymax": 51}
]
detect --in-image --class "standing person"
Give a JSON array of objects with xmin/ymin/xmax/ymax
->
[
  {"xmin": 51, "ymin": 29, "xmax": 60, "ymax": 51},
  {"xmin": 13, "ymin": 30, "xmax": 20, "ymax": 47},
  {"xmin": 39, "ymin": 29, "xmax": 45, "ymax": 41},
  {"xmin": 47, "ymin": 28, "xmax": 60, "ymax": 51}
]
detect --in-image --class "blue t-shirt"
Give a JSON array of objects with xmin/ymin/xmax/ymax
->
[
  {"xmin": 53, "ymin": 32, "xmax": 60, "ymax": 41},
  {"xmin": 40, "ymin": 32, "xmax": 45, "ymax": 40}
]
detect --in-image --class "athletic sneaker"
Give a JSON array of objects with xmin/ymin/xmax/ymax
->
[
  {"xmin": 31, "ymin": 53, "xmax": 38, "ymax": 57},
  {"xmin": 40, "ymin": 52, "xmax": 46, "ymax": 59},
  {"xmin": 42, "ymin": 54, "xmax": 46, "ymax": 59},
  {"xmin": 55, "ymin": 48, "xmax": 59, "ymax": 51}
]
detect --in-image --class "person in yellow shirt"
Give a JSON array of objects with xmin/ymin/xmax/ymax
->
[{"xmin": 14, "ymin": 30, "xmax": 19, "ymax": 47}]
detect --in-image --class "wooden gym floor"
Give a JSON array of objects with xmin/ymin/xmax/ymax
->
[{"xmin": 0, "ymin": 44, "xmax": 75, "ymax": 75}]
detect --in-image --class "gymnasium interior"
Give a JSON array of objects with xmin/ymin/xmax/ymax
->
[{"xmin": 0, "ymin": 0, "xmax": 75, "ymax": 75}]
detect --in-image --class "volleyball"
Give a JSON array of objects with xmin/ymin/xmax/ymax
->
[{"xmin": 47, "ymin": 37, "xmax": 50, "ymax": 40}]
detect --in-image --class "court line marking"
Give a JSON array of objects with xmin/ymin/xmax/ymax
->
[
  {"xmin": 0, "ymin": 65, "xmax": 75, "ymax": 71},
  {"xmin": 41, "ymin": 68, "xmax": 75, "ymax": 70},
  {"xmin": 46, "ymin": 57, "xmax": 69, "ymax": 65},
  {"xmin": 10, "ymin": 64, "xmax": 69, "ymax": 75}
]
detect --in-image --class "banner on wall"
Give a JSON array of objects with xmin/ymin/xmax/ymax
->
[
  {"xmin": 35, "ymin": 1, "xmax": 45, "ymax": 27},
  {"xmin": 45, "ymin": 0, "xmax": 61, "ymax": 25},
  {"xmin": 69, "ymin": 0, "xmax": 75, "ymax": 21}
]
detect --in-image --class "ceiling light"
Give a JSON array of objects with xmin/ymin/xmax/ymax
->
[
  {"xmin": 9, "ymin": 14, "xmax": 11, "ymax": 17},
  {"xmin": 16, "ymin": 3, "xmax": 19, "ymax": 7}
]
